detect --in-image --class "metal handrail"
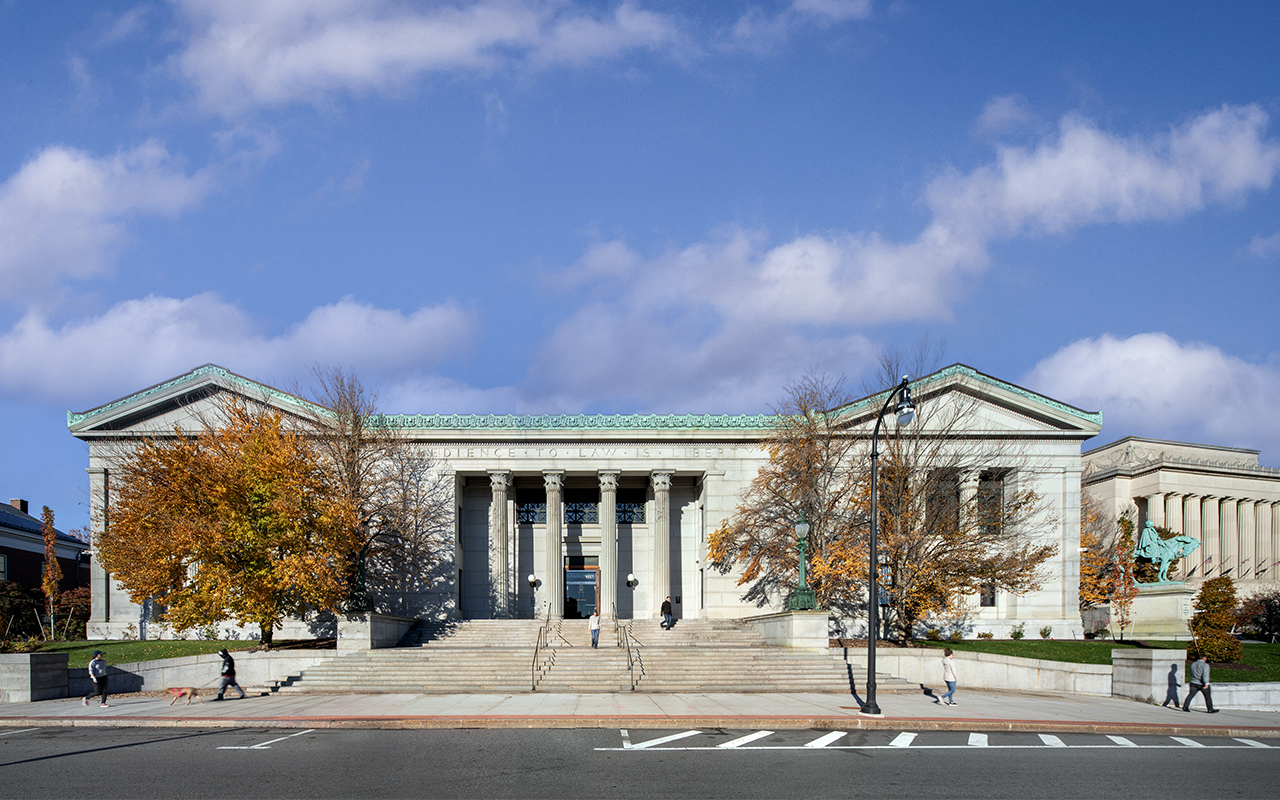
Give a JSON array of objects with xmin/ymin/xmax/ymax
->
[
  {"xmin": 615, "ymin": 603, "xmax": 644, "ymax": 690},
  {"xmin": 530, "ymin": 607, "xmax": 553, "ymax": 691}
]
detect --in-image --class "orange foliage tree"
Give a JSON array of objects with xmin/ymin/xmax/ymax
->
[
  {"xmin": 1110, "ymin": 514, "xmax": 1138, "ymax": 641},
  {"xmin": 1078, "ymin": 492, "xmax": 1119, "ymax": 612},
  {"xmin": 40, "ymin": 506, "xmax": 63, "ymax": 638},
  {"xmin": 95, "ymin": 400, "xmax": 359, "ymax": 646}
]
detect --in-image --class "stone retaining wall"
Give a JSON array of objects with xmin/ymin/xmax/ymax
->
[{"xmin": 65, "ymin": 651, "xmax": 341, "ymax": 697}]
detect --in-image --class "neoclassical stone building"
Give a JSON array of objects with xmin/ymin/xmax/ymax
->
[
  {"xmin": 1084, "ymin": 437, "xmax": 1280, "ymax": 595},
  {"xmin": 71, "ymin": 363, "xmax": 1102, "ymax": 639}
]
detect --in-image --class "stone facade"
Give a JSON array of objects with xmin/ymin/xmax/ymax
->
[
  {"xmin": 1083, "ymin": 437, "xmax": 1280, "ymax": 598},
  {"xmin": 69, "ymin": 363, "xmax": 1102, "ymax": 640}
]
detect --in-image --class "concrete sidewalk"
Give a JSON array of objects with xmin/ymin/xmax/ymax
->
[{"xmin": 2, "ymin": 688, "xmax": 1278, "ymax": 738}]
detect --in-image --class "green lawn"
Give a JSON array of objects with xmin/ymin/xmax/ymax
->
[
  {"xmin": 37, "ymin": 639, "xmax": 259, "ymax": 669},
  {"xmin": 915, "ymin": 639, "xmax": 1280, "ymax": 682}
]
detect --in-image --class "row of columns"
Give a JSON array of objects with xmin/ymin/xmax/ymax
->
[
  {"xmin": 487, "ymin": 469, "xmax": 674, "ymax": 620},
  {"xmin": 1145, "ymin": 492, "xmax": 1280, "ymax": 580}
]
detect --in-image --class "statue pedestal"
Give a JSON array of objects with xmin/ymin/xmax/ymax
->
[{"xmin": 1128, "ymin": 583, "xmax": 1195, "ymax": 640}]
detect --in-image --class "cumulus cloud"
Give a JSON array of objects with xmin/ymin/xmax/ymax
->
[
  {"xmin": 974, "ymin": 94, "xmax": 1039, "ymax": 136},
  {"xmin": 0, "ymin": 141, "xmax": 212, "ymax": 300},
  {"xmin": 1023, "ymin": 333, "xmax": 1280, "ymax": 456},
  {"xmin": 1248, "ymin": 230, "xmax": 1280, "ymax": 258},
  {"xmin": 723, "ymin": 0, "xmax": 871, "ymax": 52},
  {"xmin": 174, "ymin": 0, "xmax": 694, "ymax": 115},
  {"xmin": 0, "ymin": 294, "xmax": 475, "ymax": 405},
  {"xmin": 524, "ymin": 104, "xmax": 1280, "ymax": 411}
]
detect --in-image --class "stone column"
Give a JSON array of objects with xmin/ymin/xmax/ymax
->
[
  {"xmin": 651, "ymin": 471, "xmax": 673, "ymax": 613},
  {"xmin": 959, "ymin": 470, "xmax": 980, "ymax": 528},
  {"xmin": 598, "ymin": 471, "xmax": 620, "ymax": 621},
  {"xmin": 1257, "ymin": 502, "xmax": 1273, "ymax": 582},
  {"xmin": 543, "ymin": 471, "xmax": 564, "ymax": 617},
  {"xmin": 1183, "ymin": 495, "xmax": 1202, "ymax": 577},
  {"xmin": 488, "ymin": 471, "xmax": 511, "ymax": 618},
  {"xmin": 1240, "ymin": 500, "xmax": 1257, "ymax": 580},
  {"xmin": 1221, "ymin": 498, "xmax": 1238, "ymax": 577},
  {"xmin": 1146, "ymin": 493, "xmax": 1165, "ymax": 529},
  {"xmin": 87, "ymin": 467, "xmax": 111, "ymax": 633},
  {"xmin": 1201, "ymin": 497, "xmax": 1220, "ymax": 576},
  {"xmin": 1165, "ymin": 494, "xmax": 1183, "ymax": 535}
]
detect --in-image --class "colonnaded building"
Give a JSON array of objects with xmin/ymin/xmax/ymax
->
[{"xmin": 71, "ymin": 363, "xmax": 1107, "ymax": 640}]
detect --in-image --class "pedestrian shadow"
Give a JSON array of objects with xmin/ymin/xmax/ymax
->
[
  {"xmin": 1161, "ymin": 662, "xmax": 1182, "ymax": 708},
  {"xmin": 921, "ymin": 684, "xmax": 941, "ymax": 703}
]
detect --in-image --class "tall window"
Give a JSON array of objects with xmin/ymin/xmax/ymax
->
[
  {"xmin": 616, "ymin": 488, "xmax": 646, "ymax": 523},
  {"xmin": 979, "ymin": 583, "xmax": 996, "ymax": 607},
  {"xmin": 0, "ymin": 553, "xmax": 6, "ymax": 582},
  {"xmin": 564, "ymin": 488, "xmax": 600, "ymax": 524},
  {"xmin": 516, "ymin": 488, "xmax": 547, "ymax": 524}
]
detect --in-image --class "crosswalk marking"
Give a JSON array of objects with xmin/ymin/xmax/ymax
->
[
  {"xmin": 720, "ymin": 731, "xmax": 773, "ymax": 749},
  {"xmin": 889, "ymin": 732, "xmax": 917, "ymax": 748},
  {"xmin": 1106, "ymin": 736, "xmax": 1137, "ymax": 747},
  {"xmin": 1038, "ymin": 734, "xmax": 1066, "ymax": 747},
  {"xmin": 216, "ymin": 729, "xmax": 314, "ymax": 751},
  {"xmin": 968, "ymin": 733, "xmax": 988, "ymax": 747},
  {"xmin": 1171, "ymin": 736, "xmax": 1206, "ymax": 748},
  {"xmin": 629, "ymin": 730, "xmax": 702, "ymax": 750},
  {"xmin": 804, "ymin": 732, "xmax": 847, "ymax": 748},
  {"xmin": 1235, "ymin": 738, "xmax": 1270, "ymax": 748}
]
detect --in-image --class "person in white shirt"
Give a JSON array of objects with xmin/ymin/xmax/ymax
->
[
  {"xmin": 939, "ymin": 648, "xmax": 958, "ymax": 706},
  {"xmin": 589, "ymin": 611, "xmax": 601, "ymax": 649},
  {"xmin": 82, "ymin": 651, "xmax": 110, "ymax": 708}
]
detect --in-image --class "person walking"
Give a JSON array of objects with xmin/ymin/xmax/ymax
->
[
  {"xmin": 660, "ymin": 596, "xmax": 673, "ymax": 630},
  {"xmin": 213, "ymin": 648, "xmax": 247, "ymax": 701},
  {"xmin": 589, "ymin": 610, "xmax": 600, "ymax": 648},
  {"xmin": 1182, "ymin": 654, "xmax": 1219, "ymax": 713},
  {"xmin": 82, "ymin": 650, "xmax": 110, "ymax": 708},
  {"xmin": 939, "ymin": 648, "xmax": 958, "ymax": 706}
]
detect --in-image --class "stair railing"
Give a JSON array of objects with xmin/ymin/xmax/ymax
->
[
  {"xmin": 530, "ymin": 606, "xmax": 554, "ymax": 691},
  {"xmin": 615, "ymin": 603, "xmax": 644, "ymax": 690}
]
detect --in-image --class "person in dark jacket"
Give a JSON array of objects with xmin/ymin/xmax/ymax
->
[
  {"xmin": 660, "ymin": 597, "xmax": 673, "ymax": 630},
  {"xmin": 1182, "ymin": 654, "xmax": 1219, "ymax": 713},
  {"xmin": 214, "ymin": 649, "xmax": 247, "ymax": 700}
]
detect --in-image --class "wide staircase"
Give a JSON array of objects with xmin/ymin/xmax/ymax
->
[{"xmin": 277, "ymin": 617, "xmax": 911, "ymax": 695}]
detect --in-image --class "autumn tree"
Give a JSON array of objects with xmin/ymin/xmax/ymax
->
[
  {"xmin": 294, "ymin": 367, "xmax": 453, "ymax": 614},
  {"xmin": 1188, "ymin": 576, "xmax": 1242, "ymax": 662},
  {"xmin": 1078, "ymin": 493, "xmax": 1120, "ymax": 611},
  {"xmin": 1110, "ymin": 515, "xmax": 1138, "ymax": 641},
  {"xmin": 40, "ymin": 506, "xmax": 62, "ymax": 638},
  {"xmin": 708, "ymin": 374, "xmax": 870, "ymax": 613},
  {"xmin": 95, "ymin": 400, "xmax": 360, "ymax": 646}
]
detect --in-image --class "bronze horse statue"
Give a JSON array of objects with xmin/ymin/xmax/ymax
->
[{"xmin": 1134, "ymin": 520, "xmax": 1200, "ymax": 583}]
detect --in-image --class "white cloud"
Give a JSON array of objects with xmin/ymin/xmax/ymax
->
[
  {"xmin": 723, "ymin": 0, "xmax": 870, "ymax": 52},
  {"xmin": 174, "ymin": 0, "xmax": 693, "ymax": 116},
  {"xmin": 974, "ymin": 94, "xmax": 1038, "ymax": 136},
  {"xmin": 0, "ymin": 294, "xmax": 475, "ymax": 405},
  {"xmin": 0, "ymin": 141, "xmax": 212, "ymax": 300},
  {"xmin": 1248, "ymin": 230, "xmax": 1280, "ymax": 258},
  {"xmin": 1023, "ymin": 333, "xmax": 1280, "ymax": 457},
  {"xmin": 791, "ymin": 0, "xmax": 873, "ymax": 23}
]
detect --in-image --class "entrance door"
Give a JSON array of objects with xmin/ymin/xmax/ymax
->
[{"xmin": 564, "ymin": 569, "xmax": 599, "ymax": 619}]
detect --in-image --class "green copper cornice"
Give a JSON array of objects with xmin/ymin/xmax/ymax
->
[
  {"xmin": 67, "ymin": 364, "xmax": 326, "ymax": 429},
  {"xmin": 833, "ymin": 364, "xmax": 1103, "ymax": 427},
  {"xmin": 366, "ymin": 412, "xmax": 775, "ymax": 430}
]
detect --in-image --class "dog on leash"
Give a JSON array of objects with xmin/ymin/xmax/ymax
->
[{"xmin": 166, "ymin": 687, "xmax": 204, "ymax": 705}]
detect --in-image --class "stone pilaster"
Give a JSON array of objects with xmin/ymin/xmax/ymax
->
[
  {"xmin": 1183, "ymin": 495, "xmax": 1202, "ymax": 577},
  {"xmin": 87, "ymin": 467, "xmax": 111, "ymax": 632},
  {"xmin": 1257, "ymin": 501, "xmax": 1273, "ymax": 581},
  {"xmin": 1165, "ymin": 493, "xmax": 1183, "ymax": 535},
  {"xmin": 1146, "ymin": 493, "xmax": 1165, "ymax": 529},
  {"xmin": 1239, "ymin": 500, "xmax": 1257, "ymax": 579},
  {"xmin": 488, "ymin": 470, "xmax": 511, "ymax": 618},
  {"xmin": 651, "ymin": 471, "xmax": 673, "ymax": 614},
  {"xmin": 1221, "ymin": 498, "xmax": 1238, "ymax": 577},
  {"xmin": 598, "ymin": 471, "xmax": 619, "ymax": 621},
  {"xmin": 543, "ymin": 471, "xmax": 564, "ymax": 617},
  {"xmin": 1201, "ymin": 497, "xmax": 1220, "ymax": 576}
]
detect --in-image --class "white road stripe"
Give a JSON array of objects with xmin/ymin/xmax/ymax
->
[
  {"xmin": 217, "ymin": 729, "xmax": 315, "ymax": 750},
  {"xmin": 1038, "ymin": 734, "xmax": 1066, "ymax": 747},
  {"xmin": 889, "ymin": 732, "xmax": 917, "ymax": 748},
  {"xmin": 620, "ymin": 729, "xmax": 632, "ymax": 749},
  {"xmin": 629, "ymin": 730, "xmax": 702, "ymax": 750},
  {"xmin": 968, "ymin": 733, "xmax": 988, "ymax": 747},
  {"xmin": 1234, "ymin": 738, "xmax": 1270, "ymax": 748},
  {"xmin": 1171, "ymin": 736, "xmax": 1206, "ymax": 748},
  {"xmin": 719, "ymin": 731, "xmax": 774, "ymax": 749},
  {"xmin": 805, "ymin": 732, "xmax": 847, "ymax": 748},
  {"xmin": 1106, "ymin": 736, "xmax": 1137, "ymax": 747},
  {"xmin": 1, "ymin": 728, "xmax": 40, "ymax": 736}
]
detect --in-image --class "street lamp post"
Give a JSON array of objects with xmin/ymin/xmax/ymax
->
[
  {"xmin": 786, "ymin": 512, "xmax": 816, "ymax": 611},
  {"xmin": 863, "ymin": 375, "xmax": 915, "ymax": 716}
]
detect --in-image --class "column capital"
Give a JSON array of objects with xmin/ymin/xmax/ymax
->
[
  {"xmin": 542, "ymin": 470, "xmax": 564, "ymax": 491},
  {"xmin": 488, "ymin": 470, "xmax": 511, "ymax": 490},
  {"xmin": 598, "ymin": 470, "xmax": 620, "ymax": 491},
  {"xmin": 651, "ymin": 470, "xmax": 673, "ymax": 491}
]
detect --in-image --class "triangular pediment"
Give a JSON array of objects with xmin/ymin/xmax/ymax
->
[
  {"xmin": 832, "ymin": 364, "xmax": 1102, "ymax": 439},
  {"xmin": 67, "ymin": 365, "xmax": 324, "ymax": 438}
]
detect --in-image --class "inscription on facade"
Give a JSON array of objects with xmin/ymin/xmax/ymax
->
[{"xmin": 425, "ymin": 446, "xmax": 759, "ymax": 461}]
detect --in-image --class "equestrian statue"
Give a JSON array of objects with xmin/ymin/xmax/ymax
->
[{"xmin": 1134, "ymin": 520, "xmax": 1201, "ymax": 583}]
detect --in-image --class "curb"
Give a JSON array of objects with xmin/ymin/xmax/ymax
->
[{"xmin": 3, "ymin": 715, "xmax": 1279, "ymax": 737}]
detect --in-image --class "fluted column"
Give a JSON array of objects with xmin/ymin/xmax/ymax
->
[
  {"xmin": 959, "ymin": 470, "xmax": 980, "ymax": 528},
  {"xmin": 651, "ymin": 471, "xmax": 673, "ymax": 613},
  {"xmin": 488, "ymin": 470, "xmax": 511, "ymax": 618},
  {"xmin": 1165, "ymin": 494, "xmax": 1183, "ymax": 534},
  {"xmin": 1257, "ymin": 502, "xmax": 1273, "ymax": 581},
  {"xmin": 1240, "ymin": 500, "xmax": 1257, "ymax": 579},
  {"xmin": 1147, "ymin": 493, "xmax": 1165, "ymax": 529},
  {"xmin": 87, "ymin": 467, "xmax": 111, "ymax": 631},
  {"xmin": 1183, "ymin": 495, "xmax": 1202, "ymax": 577},
  {"xmin": 598, "ymin": 471, "xmax": 619, "ymax": 622},
  {"xmin": 543, "ymin": 470, "xmax": 564, "ymax": 617},
  {"xmin": 1221, "ymin": 498, "xmax": 1239, "ymax": 577},
  {"xmin": 1201, "ymin": 497, "xmax": 1220, "ymax": 576}
]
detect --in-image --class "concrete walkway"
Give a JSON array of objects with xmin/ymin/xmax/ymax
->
[{"xmin": 2, "ymin": 688, "xmax": 1278, "ymax": 737}]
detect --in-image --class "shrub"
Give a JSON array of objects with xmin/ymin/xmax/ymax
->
[
  {"xmin": 976, "ymin": 631, "xmax": 994, "ymax": 640},
  {"xmin": 948, "ymin": 630, "xmax": 963, "ymax": 642},
  {"xmin": 1039, "ymin": 625, "xmax": 1052, "ymax": 640},
  {"xmin": 1009, "ymin": 622, "xmax": 1025, "ymax": 640},
  {"xmin": 1238, "ymin": 589, "xmax": 1280, "ymax": 642},
  {"xmin": 1188, "ymin": 576, "xmax": 1243, "ymax": 663},
  {"xmin": 924, "ymin": 628, "xmax": 942, "ymax": 641},
  {"xmin": 1094, "ymin": 627, "xmax": 1109, "ymax": 640},
  {"xmin": 0, "ymin": 581, "xmax": 44, "ymax": 640}
]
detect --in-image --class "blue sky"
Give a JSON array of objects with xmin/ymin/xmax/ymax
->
[{"xmin": 2, "ymin": 1, "xmax": 1279, "ymax": 530}]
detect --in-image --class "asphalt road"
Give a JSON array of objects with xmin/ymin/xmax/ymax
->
[{"xmin": 1, "ymin": 726, "xmax": 1277, "ymax": 799}]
